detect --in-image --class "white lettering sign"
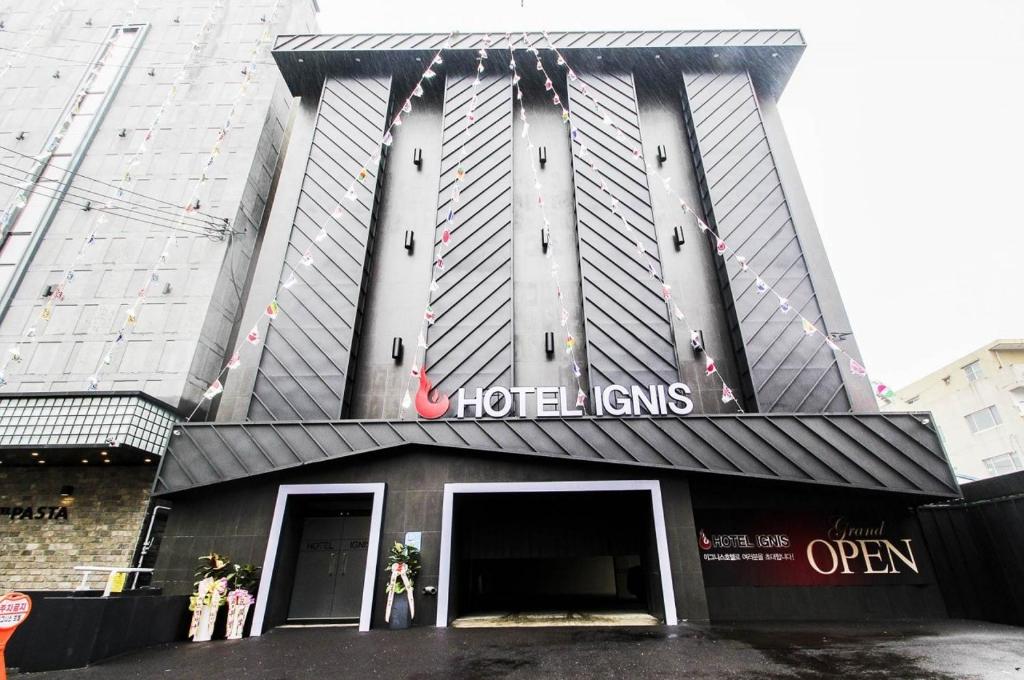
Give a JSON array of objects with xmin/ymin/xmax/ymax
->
[{"xmin": 453, "ymin": 383, "xmax": 694, "ymax": 419}]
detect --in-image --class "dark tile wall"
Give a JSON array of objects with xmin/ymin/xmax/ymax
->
[
  {"xmin": 154, "ymin": 447, "xmax": 951, "ymax": 628},
  {"xmin": 153, "ymin": 447, "xmax": 709, "ymax": 628}
]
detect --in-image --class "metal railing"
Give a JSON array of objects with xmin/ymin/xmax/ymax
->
[{"xmin": 73, "ymin": 566, "xmax": 153, "ymax": 597}]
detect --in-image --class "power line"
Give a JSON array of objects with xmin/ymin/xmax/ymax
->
[
  {"xmin": 0, "ymin": 144, "xmax": 227, "ymax": 225},
  {"xmin": 0, "ymin": 176, "xmax": 230, "ymax": 239},
  {"xmin": 0, "ymin": 165, "xmax": 228, "ymax": 233},
  {"xmin": 0, "ymin": 161, "xmax": 227, "ymax": 231},
  {"xmin": 0, "ymin": 176, "xmax": 230, "ymax": 240}
]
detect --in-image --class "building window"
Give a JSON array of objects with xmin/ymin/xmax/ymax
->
[
  {"xmin": 963, "ymin": 360, "xmax": 984, "ymax": 383},
  {"xmin": 983, "ymin": 452, "xmax": 1024, "ymax": 476},
  {"xmin": 965, "ymin": 405, "xmax": 1002, "ymax": 434}
]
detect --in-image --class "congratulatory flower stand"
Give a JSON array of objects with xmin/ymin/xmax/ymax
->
[
  {"xmin": 187, "ymin": 553, "xmax": 260, "ymax": 642},
  {"xmin": 384, "ymin": 542, "xmax": 421, "ymax": 630}
]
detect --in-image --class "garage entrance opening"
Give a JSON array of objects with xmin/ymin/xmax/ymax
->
[{"xmin": 449, "ymin": 490, "xmax": 664, "ymax": 626}]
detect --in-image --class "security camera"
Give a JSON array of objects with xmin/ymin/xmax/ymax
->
[{"xmin": 423, "ymin": 586, "xmax": 437, "ymax": 596}]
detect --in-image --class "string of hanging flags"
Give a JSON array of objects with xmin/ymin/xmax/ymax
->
[
  {"xmin": 188, "ymin": 36, "xmax": 454, "ymax": 421},
  {"xmin": 333, "ymin": 39, "xmax": 451, "ymax": 218},
  {"xmin": 506, "ymin": 37, "xmax": 588, "ymax": 409},
  {"xmin": 398, "ymin": 38, "xmax": 486, "ymax": 419},
  {"xmin": 653, "ymin": 170, "xmax": 897, "ymax": 403},
  {"xmin": 541, "ymin": 32, "xmax": 900, "ymax": 407},
  {"xmin": 528, "ymin": 33, "xmax": 744, "ymax": 409}
]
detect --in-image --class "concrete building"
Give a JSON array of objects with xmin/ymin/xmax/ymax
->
[
  {"xmin": 0, "ymin": 0, "xmax": 319, "ymax": 591},
  {"xmin": 147, "ymin": 30, "xmax": 960, "ymax": 630},
  {"xmin": 890, "ymin": 340, "xmax": 1024, "ymax": 481}
]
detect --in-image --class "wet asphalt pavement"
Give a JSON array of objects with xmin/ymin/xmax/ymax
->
[{"xmin": 16, "ymin": 619, "xmax": 1024, "ymax": 679}]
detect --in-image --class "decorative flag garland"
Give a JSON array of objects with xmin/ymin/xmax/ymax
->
[
  {"xmin": 505, "ymin": 37, "xmax": 589, "ymax": 408},
  {"xmin": 632, "ymin": 119, "xmax": 904, "ymax": 406},
  {"xmin": 533, "ymin": 34, "xmax": 743, "ymax": 410},
  {"xmin": 531, "ymin": 24, "xmax": 906, "ymax": 406},
  {"xmin": 185, "ymin": 37, "xmax": 455, "ymax": 421},
  {"xmin": 331, "ymin": 38, "xmax": 453, "ymax": 220},
  {"xmin": 0, "ymin": 0, "xmax": 229, "ymax": 388},
  {"xmin": 399, "ymin": 38, "xmax": 488, "ymax": 418},
  {"xmin": 89, "ymin": 0, "xmax": 285, "ymax": 393},
  {"xmin": 59, "ymin": 31, "xmax": 900, "ymax": 412}
]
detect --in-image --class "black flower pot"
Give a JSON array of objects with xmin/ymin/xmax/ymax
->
[{"xmin": 389, "ymin": 592, "xmax": 412, "ymax": 629}]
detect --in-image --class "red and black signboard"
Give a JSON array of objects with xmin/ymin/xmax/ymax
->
[{"xmin": 694, "ymin": 511, "xmax": 930, "ymax": 587}]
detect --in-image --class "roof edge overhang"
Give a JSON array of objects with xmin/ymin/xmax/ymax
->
[
  {"xmin": 270, "ymin": 29, "xmax": 806, "ymax": 99},
  {"xmin": 155, "ymin": 413, "xmax": 959, "ymax": 500}
]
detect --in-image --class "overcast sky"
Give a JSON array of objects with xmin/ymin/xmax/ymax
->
[{"xmin": 317, "ymin": 0, "xmax": 1023, "ymax": 389}]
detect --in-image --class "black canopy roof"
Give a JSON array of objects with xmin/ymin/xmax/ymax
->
[{"xmin": 156, "ymin": 413, "xmax": 958, "ymax": 499}]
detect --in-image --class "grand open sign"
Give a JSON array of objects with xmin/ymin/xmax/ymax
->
[{"xmin": 694, "ymin": 511, "xmax": 929, "ymax": 587}]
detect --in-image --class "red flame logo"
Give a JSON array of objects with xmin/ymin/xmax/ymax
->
[
  {"xmin": 415, "ymin": 367, "xmax": 449, "ymax": 420},
  {"xmin": 699, "ymin": 530, "xmax": 711, "ymax": 551}
]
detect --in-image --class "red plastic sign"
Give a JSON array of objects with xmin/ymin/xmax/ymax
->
[{"xmin": 0, "ymin": 592, "xmax": 32, "ymax": 680}]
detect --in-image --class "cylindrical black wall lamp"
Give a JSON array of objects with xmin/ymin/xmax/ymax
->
[
  {"xmin": 413, "ymin": 148, "xmax": 423, "ymax": 167},
  {"xmin": 391, "ymin": 337, "xmax": 404, "ymax": 362},
  {"xmin": 673, "ymin": 225, "xmax": 685, "ymax": 250},
  {"xmin": 539, "ymin": 146, "xmax": 547, "ymax": 167},
  {"xmin": 404, "ymin": 230, "xmax": 415, "ymax": 252},
  {"xmin": 544, "ymin": 331, "xmax": 555, "ymax": 357},
  {"xmin": 656, "ymin": 144, "xmax": 668, "ymax": 163}
]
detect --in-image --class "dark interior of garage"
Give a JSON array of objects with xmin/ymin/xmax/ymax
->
[{"xmin": 450, "ymin": 491, "xmax": 662, "ymax": 620}]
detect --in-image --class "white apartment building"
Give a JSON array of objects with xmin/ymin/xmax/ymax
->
[{"xmin": 891, "ymin": 340, "xmax": 1024, "ymax": 480}]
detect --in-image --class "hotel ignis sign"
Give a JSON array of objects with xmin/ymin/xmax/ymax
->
[
  {"xmin": 456, "ymin": 383, "xmax": 696, "ymax": 418},
  {"xmin": 414, "ymin": 369, "xmax": 697, "ymax": 419},
  {"xmin": 694, "ymin": 511, "xmax": 929, "ymax": 586}
]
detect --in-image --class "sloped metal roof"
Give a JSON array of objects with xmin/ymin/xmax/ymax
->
[
  {"xmin": 270, "ymin": 29, "xmax": 806, "ymax": 98},
  {"xmin": 155, "ymin": 413, "xmax": 959, "ymax": 499}
]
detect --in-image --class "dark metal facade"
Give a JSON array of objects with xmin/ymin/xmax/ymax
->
[
  {"xmin": 248, "ymin": 75, "xmax": 392, "ymax": 420},
  {"xmin": 164, "ymin": 30, "xmax": 948, "ymax": 503}
]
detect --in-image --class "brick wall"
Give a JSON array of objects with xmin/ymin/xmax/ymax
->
[{"xmin": 0, "ymin": 466, "xmax": 152, "ymax": 591}]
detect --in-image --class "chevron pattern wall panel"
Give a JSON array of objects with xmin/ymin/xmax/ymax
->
[
  {"xmin": 423, "ymin": 68, "xmax": 514, "ymax": 398},
  {"xmin": 568, "ymin": 70, "xmax": 679, "ymax": 391},
  {"xmin": 248, "ymin": 75, "xmax": 392, "ymax": 421},
  {"xmin": 681, "ymin": 70, "xmax": 849, "ymax": 413}
]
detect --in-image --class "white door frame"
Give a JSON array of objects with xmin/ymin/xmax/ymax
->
[
  {"xmin": 251, "ymin": 483, "xmax": 386, "ymax": 634},
  {"xmin": 435, "ymin": 480, "xmax": 677, "ymax": 627}
]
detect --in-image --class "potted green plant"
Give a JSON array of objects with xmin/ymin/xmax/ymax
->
[{"xmin": 384, "ymin": 542, "xmax": 421, "ymax": 629}]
